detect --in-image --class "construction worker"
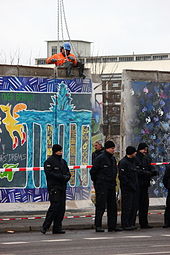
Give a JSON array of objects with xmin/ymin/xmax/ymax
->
[{"xmin": 46, "ymin": 42, "xmax": 85, "ymax": 78}]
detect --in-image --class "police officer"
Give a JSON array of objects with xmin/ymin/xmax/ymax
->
[
  {"xmin": 118, "ymin": 146, "xmax": 138, "ymax": 230},
  {"xmin": 41, "ymin": 144, "xmax": 71, "ymax": 234},
  {"xmin": 92, "ymin": 141, "xmax": 104, "ymax": 164},
  {"xmin": 162, "ymin": 164, "xmax": 170, "ymax": 228},
  {"xmin": 136, "ymin": 142, "xmax": 157, "ymax": 229},
  {"xmin": 90, "ymin": 140, "xmax": 119, "ymax": 232}
]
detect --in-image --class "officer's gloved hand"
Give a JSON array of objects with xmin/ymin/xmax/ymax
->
[
  {"xmin": 68, "ymin": 56, "xmax": 75, "ymax": 61},
  {"xmin": 151, "ymin": 170, "xmax": 159, "ymax": 177},
  {"xmin": 138, "ymin": 169, "xmax": 145, "ymax": 175},
  {"xmin": 51, "ymin": 58, "xmax": 57, "ymax": 63},
  {"xmin": 63, "ymin": 175, "xmax": 70, "ymax": 182},
  {"xmin": 145, "ymin": 170, "xmax": 152, "ymax": 176}
]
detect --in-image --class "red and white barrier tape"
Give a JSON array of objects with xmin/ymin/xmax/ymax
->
[
  {"xmin": 0, "ymin": 215, "xmax": 95, "ymax": 222},
  {"xmin": 0, "ymin": 165, "xmax": 93, "ymax": 173},
  {"xmin": 151, "ymin": 162, "xmax": 170, "ymax": 166},
  {"xmin": 0, "ymin": 163, "xmax": 169, "ymax": 173},
  {"xmin": 0, "ymin": 212, "xmax": 164, "ymax": 222}
]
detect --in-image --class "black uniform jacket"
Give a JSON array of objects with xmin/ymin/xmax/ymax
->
[
  {"xmin": 92, "ymin": 148, "xmax": 104, "ymax": 164},
  {"xmin": 118, "ymin": 156, "xmax": 138, "ymax": 192},
  {"xmin": 90, "ymin": 151, "xmax": 117, "ymax": 187},
  {"xmin": 163, "ymin": 165, "xmax": 170, "ymax": 190},
  {"xmin": 135, "ymin": 152, "xmax": 157, "ymax": 187},
  {"xmin": 44, "ymin": 154, "xmax": 71, "ymax": 192}
]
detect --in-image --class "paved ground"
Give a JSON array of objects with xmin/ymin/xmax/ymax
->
[
  {"xmin": 0, "ymin": 209, "xmax": 165, "ymax": 234},
  {"xmin": 1, "ymin": 227, "xmax": 170, "ymax": 255},
  {"xmin": 0, "ymin": 198, "xmax": 166, "ymax": 233},
  {"xmin": 0, "ymin": 198, "xmax": 166, "ymax": 215}
]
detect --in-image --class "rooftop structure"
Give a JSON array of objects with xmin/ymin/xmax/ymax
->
[{"xmin": 46, "ymin": 40, "xmax": 92, "ymax": 58}]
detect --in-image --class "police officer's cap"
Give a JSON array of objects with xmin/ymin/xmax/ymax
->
[
  {"xmin": 104, "ymin": 140, "xmax": 115, "ymax": 149},
  {"xmin": 137, "ymin": 143, "xmax": 148, "ymax": 151},
  {"xmin": 126, "ymin": 146, "xmax": 136, "ymax": 155},
  {"xmin": 52, "ymin": 144, "xmax": 62, "ymax": 152}
]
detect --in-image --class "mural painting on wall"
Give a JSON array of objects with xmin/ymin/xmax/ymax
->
[
  {"xmin": 129, "ymin": 81, "xmax": 170, "ymax": 198},
  {"xmin": 0, "ymin": 76, "xmax": 92, "ymax": 202},
  {"xmin": 91, "ymin": 89, "xmax": 103, "ymax": 146}
]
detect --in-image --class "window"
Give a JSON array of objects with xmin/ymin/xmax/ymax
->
[
  {"xmin": 51, "ymin": 46, "xmax": 58, "ymax": 55},
  {"xmin": 112, "ymin": 83, "xmax": 120, "ymax": 88},
  {"xmin": 79, "ymin": 58, "xmax": 85, "ymax": 64},
  {"xmin": 136, "ymin": 56, "xmax": 151, "ymax": 61},
  {"xmin": 112, "ymin": 106, "xmax": 120, "ymax": 114},
  {"xmin": 37, "ymin": 59, "xmax": 46, "ymax": 65},
  {"xmin": 110, "ymin": 116, "xmax": 120, "ymax": 123},
  {"xmin": 86, "ymin": 58, "xmax": 102, "ymax": 63},
  {"xmin": 103, "ymin": 57, "xmax": 117, "ymax": 62},
  {"xmin": 153, "ymin": 55, "xmax": 168, "ymax": 60},
  {"xmin": 119, "ymin": 57, "xmax": 134, "ymax": 62},
  {"xmin": 110, "ymin": 93, "xmax": 120, "ymax": 102}
]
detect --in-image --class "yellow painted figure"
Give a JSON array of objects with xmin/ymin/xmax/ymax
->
[{"xmin": 0, "ymin": 103, "xmax": 27, "ymax": 149}]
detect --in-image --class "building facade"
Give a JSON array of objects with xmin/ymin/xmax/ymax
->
[
  {"xmin": 35, "ymin": 40, "xmax": 170, "ymax": 146},
  {"xmin": 35, "ymin": 40, "xmax": 92, "ymax": 65}
]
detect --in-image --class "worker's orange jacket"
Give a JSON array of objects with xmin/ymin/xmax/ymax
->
[{"xmin": 46, "ymin": 52, "xmax": 77, "ymax": 66}]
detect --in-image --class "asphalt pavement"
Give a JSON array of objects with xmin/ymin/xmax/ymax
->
[
  {"xmin": 1, "ymin": 228, "xmax": 170, "ymax": 255},
  {"xmin": 0, "ymin": 204, "xmax": 166, "ymax": 233},
  {"xmin": 0, "ymin": 198, "xmax": 166, "ymax": 233}
]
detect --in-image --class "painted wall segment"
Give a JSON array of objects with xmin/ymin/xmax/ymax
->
[
  {"xmin": 0, "ymin": 76, "xmax": 92, "ymax": 202},
  {"xmin": 121, "ymin": 70, "xmax": 170, "ymax": 198}
]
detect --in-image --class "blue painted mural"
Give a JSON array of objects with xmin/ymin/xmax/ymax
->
[
  {"xmin": 0, "ymin": 76, "xmax": 92, "ymax": 202},
  {"xmin": 127, "ymin": 81, "xmax": 170, "ymax": 197}
]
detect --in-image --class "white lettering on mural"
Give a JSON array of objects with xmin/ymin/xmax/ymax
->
[{"xmin": 0, "ymin": 153, "xmax": 26, "ymax": 163}]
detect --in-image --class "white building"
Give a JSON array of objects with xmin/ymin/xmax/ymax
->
[
  {"xmin": 84, "ymin": 53, "xmax": 170, "ymax": 75},
  {"xmin": 35, "ymin": 40, "xmax": 170, "ymax": 75},
  {"xmin": 35, "ymin": 40, "xmax": 170, "ymax": 147}
]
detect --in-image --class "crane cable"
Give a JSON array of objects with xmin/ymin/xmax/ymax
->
[
  {"xmin": 57, "ymin": 0, "xmax": 79, "ymax": 60},
  {"xmin": 60, "ymin": 0, "xmax": 64, "ymax": 46},
  {"xmin": 59, "ymin": 0, "xmax": 68, "ymax": 60},
  {"xmin": 57, "ymin": 0, "xmax": 60, "ymax": 57}
]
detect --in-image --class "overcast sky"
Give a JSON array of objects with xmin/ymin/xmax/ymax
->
[{"xmin": 0, "ymin": 0, "xmax": 170, "ymax": 65}]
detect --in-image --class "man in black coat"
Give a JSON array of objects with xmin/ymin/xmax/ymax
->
[
  {"xmin": 136, "ymin": 142, "xmax": 158, "ymax": 229},
  {"xmin": 163, "ymin": 164, "xmax": 170, "ymax": 228},
  {"xmin": 41, "ymin": 144, "xmax": 71, "ymax": 234},
  {"xmin": 118, "ymin": 146, "xmax": 138, "ymax": 230},
  {"xmin": 90, "ymin": 140, "xmax": 119, "ymax": 232},
  {"xmin": 92, "ymin": 141, "xmax": 104, "ymax": 164}
]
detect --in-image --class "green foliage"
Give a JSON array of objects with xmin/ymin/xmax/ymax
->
[{"xmin": 0, "ymin": 163, "xmax": 19, "ymax": 182}]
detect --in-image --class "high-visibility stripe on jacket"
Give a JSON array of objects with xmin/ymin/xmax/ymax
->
[{"xmin": 46, "ymin": 52, "xmax": 77, "ymax": 66}]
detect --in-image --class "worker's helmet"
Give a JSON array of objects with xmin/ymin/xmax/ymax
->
[{"xmin": 63, "ymin": 42, "xmax": 71, "ymax": 51}]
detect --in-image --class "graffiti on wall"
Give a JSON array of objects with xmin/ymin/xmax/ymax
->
[
  {"xmin": 127, "ymin": 81, "xmax": 170, "ymax": 197},
  {"xmin": 0, "ymin": 76, "xmax": 92, "ymax": 202},
  {"xmin": 91, "ymin": 85, "xmax": 103, "ymax": 151}
]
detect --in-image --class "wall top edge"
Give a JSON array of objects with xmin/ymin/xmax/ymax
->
[{"xmin": 122, "ymin": 69, "xmax": 170, "ymax": 82}]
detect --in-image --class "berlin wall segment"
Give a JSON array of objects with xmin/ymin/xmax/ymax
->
[
  {"xmin": 121, "ymin": 70, "xmax": 170, "ymax": 199},
  {"xmin": 0, "ymin": 72, "xmax": 92, "ymax": 203}
]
